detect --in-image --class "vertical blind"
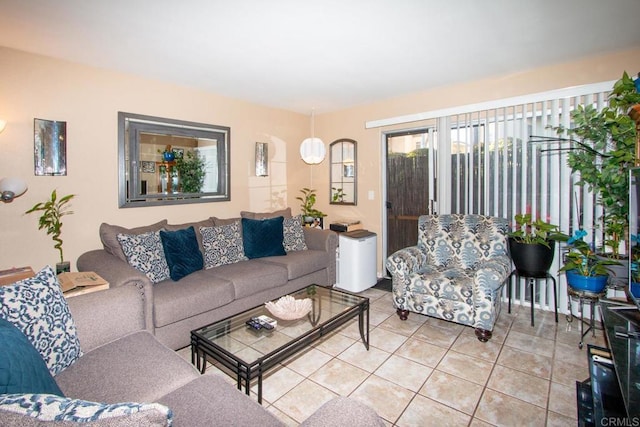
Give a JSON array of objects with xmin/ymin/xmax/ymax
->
[{"xmin": 378, "ymin": 82, "xmax": 614, "ymax": 312}]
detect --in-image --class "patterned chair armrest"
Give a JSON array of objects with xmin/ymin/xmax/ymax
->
[
  {"xmin": 386, "ymin": 246, "xmax": 428, "ymax": 285},
  {"xmin": 473, "ymin": 255, "xmax": 512, "ymax": 291}
]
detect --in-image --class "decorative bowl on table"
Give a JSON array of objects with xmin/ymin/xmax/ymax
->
[{"xmin": 265, "ymin": 295, "xmax": 312, "ymax": 320}]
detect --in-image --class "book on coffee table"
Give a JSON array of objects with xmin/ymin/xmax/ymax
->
[{"xmin": 58, "ymin": 272, "xmax": 109, "ymax": 297}]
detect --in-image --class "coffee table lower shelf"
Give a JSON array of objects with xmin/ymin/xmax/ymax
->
[{"xmin": 190, "ymin": 285, "xmax": 369, "ymax": 404}]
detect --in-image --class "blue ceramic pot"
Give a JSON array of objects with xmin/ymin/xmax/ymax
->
[
  {"xmin": 631, "ymin": 282, "xmax": 640, "ymax": 298},
  {"xmin": 163, "ymin": 151, "xmax": 175, "ymax": 162},
  {"xmin": 566, "ymin": 270, "xmax": 608, "ymax": 293}
]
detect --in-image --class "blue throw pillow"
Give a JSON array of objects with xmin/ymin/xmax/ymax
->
[
  {"xmin": 241, "ymin": 216, "xmax": 286, "ymax": 259},
  {"xmin": 0, "ymin": 318, "xmax": 64, "ymax": 396},
  {"xmin": 160, "ymin": 226, "xmax": 204, "ymax": 280}
]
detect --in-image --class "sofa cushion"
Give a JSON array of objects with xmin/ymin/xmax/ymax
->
[
  {"xmin": 283, "ymin": 215, "xmax": 308, "ymax": 252},
  {"xmin": 0, "ymin": 394, "xmax": 172, "ymax": 426},
  {"xmin": 0, "ymin": 318, "xmax": 63, "ymax": 396},
  {"xmin": 242, "ymin": 216, "xmax": 286, "ymax": 259},
  {"xmin": 157, "ymin": 374, "xmax": 282, "ymax": 427},
  {"xmin": 207, "ymin": 260, "xmax": 288, "ymax": 299},
  {"xmin": 100, "ymin": 220, "xmax": 167, "ymax": 262},
  {"xmin": 257, "ymin": 250, "xmax": 330, "ymax": 280},
  {"xmin": 117, "ymin": 230, "xmax": 170, "ymax": 284},
  {"xmin": 0, "ymin": 266, "xmax": 82, "ymax": 376},
  {"xmin": 165, "ymin": 218, "xmax": 214, "ymax": 255},
  {"xmin": 159, "ymin": 226, "xmax": 204, "ymax": 281},
  {"xmin": 240, "ymin": 207, "xmax": 292, "ymax": 219},
  {"xmin": 200, "ymin": 221, "xmax": 247, "ymax": 268},
  {"xmin": 210, "ymin": 216, "xmax": 242, "ymax": 226},
  {"xmin": 152, "ymin": 271, "xmax": 235, "ymax": 328},
  {"xmin": 55, "ymin": 331, "xmax": 198, "ymax": 403}
]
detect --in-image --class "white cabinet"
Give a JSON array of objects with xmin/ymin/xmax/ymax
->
[{"xmin": 335, "ymin": 230, "xmax": 377, "ymax": 292}]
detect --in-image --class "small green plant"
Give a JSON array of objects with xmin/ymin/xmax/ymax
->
[
  {"xmin": 331, "ymin": 187, "xmax": 346, "ymax": 203},
  {"xmin": 507, "ymin": 213, "xmax": 563, "ymax": 247},
  {"xmin": 559, "ymin": 238, "xmax": 621, "ymax": 277},
  {"xmin": 296, "ymin": 188, "xmax": 326, "ymax": 218},
  {"xmin": 25, "ymin": 190, "xmax": 75, "ymax": 263}
]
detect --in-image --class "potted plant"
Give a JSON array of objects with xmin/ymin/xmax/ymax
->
[
  {"xmin": 507, "ymin": 213, "xmax": 563, "ymax": 277},
  {"xmin": 25, "ymin": 190, "xmax": 76, "ymax": 274},
  {"xmin": 331, "ymin": 187, "xmax": 346, "ymax": 203},
  {"xmin": 296, "ymin": 188, "xmax": 326, "ymax": 228},
  {"xmin": 175, "ymin": 150, "xmax": 206, "ymax": 193},
  {"xmin": 552, "ymin": 71, "xmax": 640, "ymax": 261},
  {"xmin": 557, "ymin": 232, "xmax": 621, "ymax": 293}
]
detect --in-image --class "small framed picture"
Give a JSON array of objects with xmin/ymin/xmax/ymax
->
[
  {"xmin": 34, "ymin": 118, "xmax": 67, "ymax": 176},
  {"xmin": 141, "ymin": 161, "xmax": 155, "ymax": 173},
  {"xmin": 173, "ymin": 148, "xmax": 184, "ymax": 159}
]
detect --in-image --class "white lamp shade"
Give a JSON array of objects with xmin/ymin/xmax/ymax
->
[
  {"xmin": 0, "ymin": 177, "xmax": 28, "ymax": 202},
  {"xmin": 300, "ymin": 137, "xmax": 326, "ymax": 164}
]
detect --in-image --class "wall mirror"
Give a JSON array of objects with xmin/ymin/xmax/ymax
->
[
  {"xmin": 329, "ymin": 139, "xmax": 356, "ymax": 205},
  {"xmin": 118, "ymin": 112, "xmax": 230, "ymax": 208}
]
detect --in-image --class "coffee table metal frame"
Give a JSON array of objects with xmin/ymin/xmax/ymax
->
[{"xmin": 190, "ymin": 285, "xmax": 369, "ymax": 404}]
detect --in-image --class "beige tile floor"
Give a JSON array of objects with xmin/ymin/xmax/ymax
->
[{"xmin": 178, "ymin": 288, "xmax": 607, "ymax": 426}]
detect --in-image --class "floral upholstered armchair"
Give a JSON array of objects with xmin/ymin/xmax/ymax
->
[{"xmin": 386, "ymin": 214, "xmax": 511, "ymax": 342}]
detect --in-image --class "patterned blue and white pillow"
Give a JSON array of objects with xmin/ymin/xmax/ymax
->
[
  {"xmin": 200, "ymin": 221, "xmax": 248, "ymax": 268},
  {"xmin": 0, "ymin": 393, "xmax": 173, "ymax": 425},
  {"xmin": 117, "ymin": 230, "xmax": 170, "ymax": 284},
  {"xmin": 283, "ymin": 214, "xmax": 308, "ymax": 252},
  {"xmin": 0, "ymin": 265, "xmax": 82, "ymax": 376}
]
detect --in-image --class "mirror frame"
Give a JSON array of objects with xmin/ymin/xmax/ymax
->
[
  {"xmin": 329, "ymin": 138, "xmax": 357, "ymax": 205},
  {"xmin": 118, "ymin": 112, "xmax": 230, "ymax": 208}
]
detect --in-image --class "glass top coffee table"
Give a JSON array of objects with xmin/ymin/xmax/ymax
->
[{"xmin": 190, "ymin": 285, "xmax": 369, "ymax": 403}]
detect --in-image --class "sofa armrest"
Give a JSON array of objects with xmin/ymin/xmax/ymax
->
[
  {"xmin": 473, "ymin": 255, "xmax": 512, "ymax": 291},
  {"xmin": 66, "ymin": 283, "xmax": 148, "ymax": 353},
  {"xmin": 304, "ymin": 227, "xmax": 338, "ymax": 285},
  {"xmin": 76, "ymin": 249, "xmax": 154, "ymax": 335},
  {"xmin": 303, "ymin": 227, "xmax": 338, "ymax": 252},
  {"xmin": 301, "ymin": 397, "xmax": 385, "ymax": 427},
  {"xmin": 77, "ymin": 249, "xmax": 151, "ymax": 289}
]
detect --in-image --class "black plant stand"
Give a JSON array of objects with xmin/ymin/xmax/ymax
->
[
  {"xmin": 508, "ymin": 270, "xmax": 559, "ymax": 326},
  {"xmin": 566, "ymin": 286, "xmax": 606, "ymax": 349}
]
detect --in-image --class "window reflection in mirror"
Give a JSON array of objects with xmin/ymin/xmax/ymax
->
[
  {"xmin": 118, "ymin": 112, "xmax": 230, "ymax": 208},
  {"xmin": 330, "ymin": 139, "xmax": 356, "ymax": 205}
]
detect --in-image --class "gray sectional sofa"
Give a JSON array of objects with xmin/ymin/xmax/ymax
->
[
  {"xmin": 77, "ymin": 210, "xmax": 339, "ymax": 350},
  {"xmin": 0, "ymin": 273, "xmax": 384, "ymax": 426}
]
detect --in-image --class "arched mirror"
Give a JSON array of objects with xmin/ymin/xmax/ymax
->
[
  {"xmin": 118, "ymin": 112, "xmax": 230, "ymax": 208},
  {"xmin": 330, "ymin": 139, "xmax": 356, "ymax": 205}
]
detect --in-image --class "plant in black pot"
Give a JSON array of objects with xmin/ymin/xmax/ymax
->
[{"xmin": 507, "ymin": 213, "xmax": 563, "ymax": 277}]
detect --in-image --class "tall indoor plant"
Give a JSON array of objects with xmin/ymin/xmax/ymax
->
[
  {"xmin": 552, "ymin": 71, "xmax": 640, "ymax": 259},
  {"xmin": 25, "ymin": 189, "xmax": 76, "ymax": 273},
  {"xmin": 507, "ymin": 213, "xmax": 563, "ymax": 277}
]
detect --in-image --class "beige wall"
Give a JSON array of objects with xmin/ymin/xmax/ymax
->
[
  {"xmin": 2, "ymin": 46, "xmax": 640, "ymax": 276},
  {"xmin": 316, "ymin": 47, "xmax": 640, "ymax": 276},
  {"xmin": 0, "ymin": 47, "xmax": 307, "ymax": 270}
]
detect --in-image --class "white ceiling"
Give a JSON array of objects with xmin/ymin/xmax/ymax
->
[{"xmin": 1, "ymin": 0, "xmax": 639, "ymax": 114}]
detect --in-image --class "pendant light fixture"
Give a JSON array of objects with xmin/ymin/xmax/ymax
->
[{"xmin": 299, "ymin": 110, "xmax": 325, "ymax": 164}]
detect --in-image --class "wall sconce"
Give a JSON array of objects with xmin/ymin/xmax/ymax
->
[
  {"xmin": 0, "ymin": 177, "xmax": 28, "ymax": 203},
  {"xmin": 0, "ymin": 120, "xmax": 6, "ymax": 134},
  {"xmin": 300, "ymin": 110, "xmax": 325, "ymax": 164}
]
